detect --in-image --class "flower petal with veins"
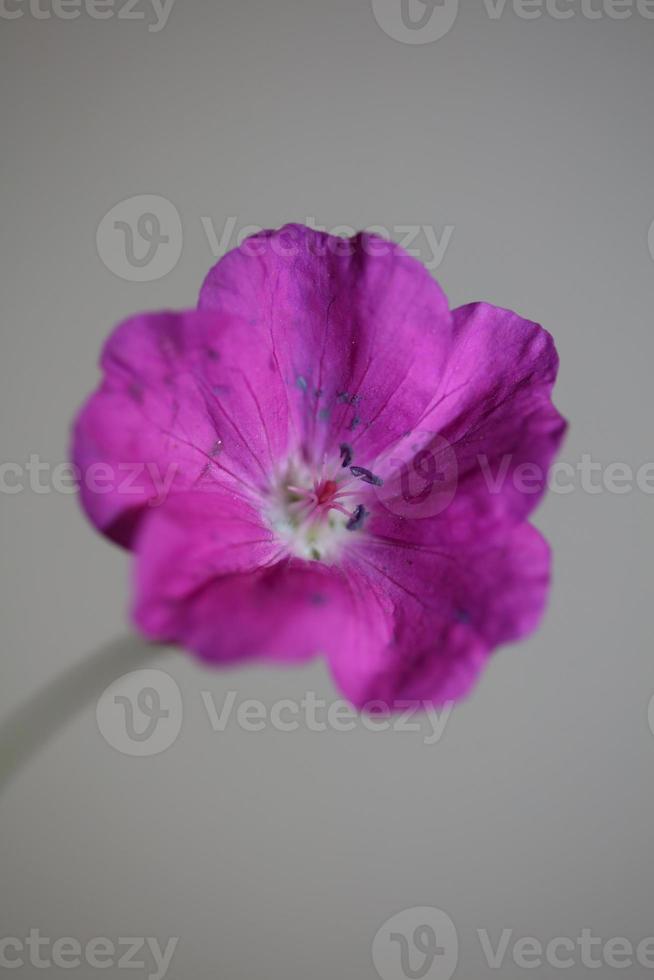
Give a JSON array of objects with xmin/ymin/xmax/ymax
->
[{"xmin": 72, "ymin": 224, "xmax": 567, "ymax": 709}]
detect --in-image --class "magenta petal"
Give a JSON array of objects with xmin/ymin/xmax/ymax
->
[
  {"xmin": 199, "ymin": 224, "xmax": 454, "ymax": 466},
  {"xmin": 72, "ymin": 308, "xmax": 297, "ymax": 545},
  {"xmin": 132, "ymin": 489, "xmax": 394, "ymax": 671},
  {"xmin": 133, "ymin": 488, "xmax": 283, "ymax": 639},
  {"xmin": 419, "ymin": 301, "xmax": 567, "ymax": 527},
  {"xmin": 328, "ymin": 522, "xmax": 551, "ymax": 708},
  {"xmin": 137, "ymin": 564, "xmax": 362, "ymax": 666},
  {"xmin": 134, "ymin": 497, "xmax": 355, "ymax": 664}
]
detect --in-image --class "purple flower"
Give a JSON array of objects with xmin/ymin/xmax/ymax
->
[{"xmin": 73, "ymin": 224, "xmax": 566, "ymax": 708}]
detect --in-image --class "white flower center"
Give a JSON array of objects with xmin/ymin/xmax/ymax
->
[{"xmin": 265, "ymin": 453, "xmax": 369, "ymax": 561}]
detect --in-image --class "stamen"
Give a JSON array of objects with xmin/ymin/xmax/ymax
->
[
  {"xmin": 346, "ymin": 504, "xmax": 368, "ymax": 532},
  {"xmin": 270, "ymin": 452, "xmax": 374, "ymax": 560},
  {"xmin": 350, "ymin": 465, "xmax": 383, "ymax": 487}
]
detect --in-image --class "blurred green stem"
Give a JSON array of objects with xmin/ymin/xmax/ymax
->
[{"xmin": 0, "ymin": 634, "xmax": 166, "ymax": 795}]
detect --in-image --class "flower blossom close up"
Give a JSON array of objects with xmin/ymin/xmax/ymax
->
[{"xmin": 73, "ymin": 224, "xmax": 566, "ymax": 708}]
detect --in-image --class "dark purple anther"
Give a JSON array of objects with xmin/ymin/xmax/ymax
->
[
  {"xmin": 339, "ymin": 443, "xmax": 353, "ymax": 468},
  {"xmin": 346, "ymin": 504, "xmax": 368, "ymax": 532},
  {"xmin": 350, "ymin": 465, "xmax": 383, "ymax": 487}
]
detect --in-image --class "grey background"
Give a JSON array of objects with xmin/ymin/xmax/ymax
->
[{"xmin": 1, "ymin": 1, "xmax": 653, "ymax": 977}]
